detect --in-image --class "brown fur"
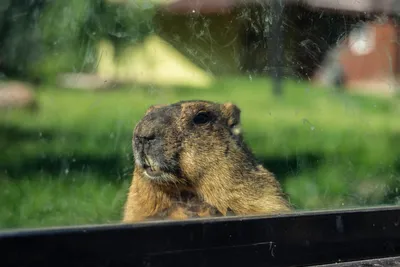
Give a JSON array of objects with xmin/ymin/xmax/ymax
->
[{"xmin": 123, "ymin": 100, "xmax": 292, "ymax": 222}]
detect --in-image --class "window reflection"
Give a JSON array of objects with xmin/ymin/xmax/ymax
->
[{"xmin": 0, "ymin": 0, "xmax": 399, "ymax": 229}]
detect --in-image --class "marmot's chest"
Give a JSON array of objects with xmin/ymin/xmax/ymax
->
[{"xmin": 153, "ymin": 191, "xmax": 224, "ymax": 220}]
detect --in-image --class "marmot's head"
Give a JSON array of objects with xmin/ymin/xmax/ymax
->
[{"xmin": 133, "ymin": 100, "xmax": 246, "ymax": 185}]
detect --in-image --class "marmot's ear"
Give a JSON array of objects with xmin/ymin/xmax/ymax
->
[
  {"xmin": 222, "ymin": 102, "xmax": 242, "ymax": 136},
  {"xmin": 145, "ymin": 104, "xmax": 166, "ymax": 115}
]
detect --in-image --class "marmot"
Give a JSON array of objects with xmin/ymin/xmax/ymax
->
[{"xmin": 122, "ymin": 100, "xmax": 292, "ymax": 222}]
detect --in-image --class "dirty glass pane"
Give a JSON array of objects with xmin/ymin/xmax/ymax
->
[{"xmin": 1, "ymin": 0, "xmax": 400, "ymax": 229}]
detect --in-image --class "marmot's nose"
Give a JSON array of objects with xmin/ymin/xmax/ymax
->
[
  {"xmin": 134, "ymin": 123, "xmax": 160, "ymax": 147},
  {"xmin": 134, "ymin": 134, "xmax": 160, "ymax": 156},
  {"xmin": 135, "ymin": 134, "xmax": 155, "ymax": 144},
  {"xmin": 135, "ymin": 121, "xmax": 159, "ymax": 141}
]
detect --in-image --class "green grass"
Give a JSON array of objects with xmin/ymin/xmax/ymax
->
[{"xmin": 2, "ymin": 76, "xmax": 400, "ymax": 230}]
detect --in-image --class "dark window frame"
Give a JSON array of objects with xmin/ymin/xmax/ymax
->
[{"xmin": 1, "ymin": 206, "xmax": 400, "ymax": 267}]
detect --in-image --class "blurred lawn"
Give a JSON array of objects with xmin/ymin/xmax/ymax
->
[{"xmin": 1, "ymin": 76, "xmax": 400, "ymax": 229}]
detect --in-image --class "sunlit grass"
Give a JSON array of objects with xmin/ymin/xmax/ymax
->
[{"xmin": 0, "ymin": 174, "xmax": 129, "ymax": 229}]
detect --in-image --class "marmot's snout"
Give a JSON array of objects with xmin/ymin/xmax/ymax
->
[
  {"xmin": 133, "ymin": 134, "xmax": 167, "ymax": 180},
  {"xmin": 133, "ymin": 107, "xmax": 179, "ymax": 182}
]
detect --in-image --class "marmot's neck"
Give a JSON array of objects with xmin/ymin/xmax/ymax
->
[{"xmin": 195, "ymin": 148, "xmax": 292, "ymax": 216}]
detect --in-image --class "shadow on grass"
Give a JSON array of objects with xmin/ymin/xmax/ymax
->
[
  {"xmin": 258, "ymin": 154, "xmax": 322, "ymax": 183},
  {"xmin": 2, "ymin": 154, "xmax": 131, "ymax": 181},
  {"xmin": 0, "ymin": 123, "xmax": 49, "ymax": 141},
  {"xmin": 0, "ymin": 124, "xmax": 132, "ymax": 181},
  {"xmin": 1, "ymin": 124, "xmax": 322, "ymax": 184}
]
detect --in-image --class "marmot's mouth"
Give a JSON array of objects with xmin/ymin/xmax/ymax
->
[
  {"xmin": 144, "ymin": 165, "xmax": 164, "ymax": 178},
  {"xmin": 140, "ymin": 155, "xmax": 168, "ymax": 179}
]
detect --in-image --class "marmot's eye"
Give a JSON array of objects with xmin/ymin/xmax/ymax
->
[{"xmin": 193, "ymin": 111, "xmax": 211, "ymax": 125}]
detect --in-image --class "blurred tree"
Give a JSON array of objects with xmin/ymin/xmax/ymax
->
[
  {"xmin": 0, "ymin": 0, "xmax": 155, "ymax": 83},
  {"xmin": 0, "ymin": 0, "xmax": 48, "ymax": 82},
  {"xmin": 37, "ymin": 0, "xmax": 155, "ymax": 81}
]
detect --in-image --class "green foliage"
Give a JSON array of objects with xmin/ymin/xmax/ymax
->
[
  {"xmin": 0, "ymin": 0, "xmax": 46, "ymax": 80},
  {"xmin": 35, "ymin": 0, "xmax": 155, "ymax": 78},
  {"xmin": 1, "ymin": 77, "xmax": 400, "ymax": 229},
  {"xmin": 89, "ymin": 1, "xmax": 156, "ymax": 55},
  {"xmin": 0, "ymin": 0, "xmax": 156, "ymax": 81}
]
